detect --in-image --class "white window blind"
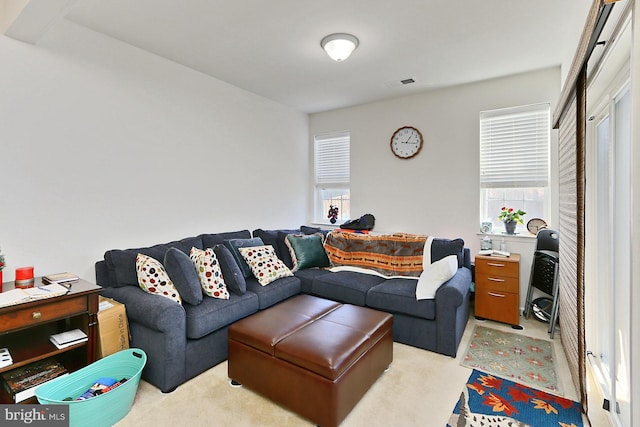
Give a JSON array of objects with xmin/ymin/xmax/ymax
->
[
  {"xmin": 480, "ymin": 103, "xmax": 550, "ymax": 188},
  {"xmin": 315, "ymin": 131, "xmax": 350, "ymax": 186}
]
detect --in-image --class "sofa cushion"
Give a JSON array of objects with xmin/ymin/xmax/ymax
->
[
  {"xmin": 300, "ymin": 225, "xmax": 330, "ymax": 238},
  {"xmin": 367, "ymin": 279, "xmax": 436, "ymax": 320},
  {"xmin": 183, "ymin": 292, "xmax": 260, "ymax": 339},
  {"xmin": 416, "ymin": 255, "xmax": 458, "ymax": 300},
  {"xmin": 190, "ymin": 247, "xmax": 229, "ymax": 300},
  {"xmin": 285, "ymin": 233, "xmax": 330, "ymax": 271},
  {"xmin": 238, "ymin": 245, "xmax": 293, "ymax": 286},
  {"xmin": 293, "ymin": 268, "xmax": 332, "ymax": 294},
  {"xmin": 224, "ymin": 237, "xmax": 264, "ymax": 278},
  {"xmin": 164, "ymin": 247, "xmax": 203, "ymax": 306},
  {"xmin": 245, "ymin": 275, "xmax": 302, "ymax": 310},
  {"xmin": 428, "ymin": 237, "xmax": 465, "ymax": 268},
  {"xmin": 105, "ymin": 236, "xmax": 203, "ymax": 287},
  {"xmin": 135, "ymin": 253, "xmax": 182, "ymax": 304},
  {"xmin": 199, "ymin": 230, "xmax": 251, "ymax": 250},
  {"xmin": 311, "ymin": 271, "xmax": 386, "ymax": 306},
  {"xmin": 213, "ymin": 244, "xmax": 246, "ymax": 295}
]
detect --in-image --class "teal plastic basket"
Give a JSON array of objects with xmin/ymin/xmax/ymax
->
[{"xmin": 36, "ymin": 349, "xmax": 147, "ymax": 427}]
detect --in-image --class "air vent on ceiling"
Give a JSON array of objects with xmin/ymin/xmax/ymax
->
[{"xmin": 384, "ymin": 78, "xmax": 417, "ymax": 88}]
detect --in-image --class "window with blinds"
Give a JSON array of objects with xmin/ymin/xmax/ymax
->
[
  {"xmin": 479, "ymin": 103, "xmax": 550, "ymax": 231},
  {"xmin": 314, "ymin": 131, "xmax": 350, "ymax": 224}
]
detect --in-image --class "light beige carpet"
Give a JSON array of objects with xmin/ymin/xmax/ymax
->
[
  {"xmin": 115, "ymin": 342, "xmax": 471, "ymax": 426},
  {"xmin": 115, "ymin": 317, "xmax": 580, "ymax": 426}
]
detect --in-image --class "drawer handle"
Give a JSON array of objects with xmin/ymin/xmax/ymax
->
[
  {"xmin": 488, "ymin": 277, "xmax": 505, "ymax": 282},
  {"xmin": 487, "ymin": 262, "xmax": 505, "ymax": 267},
  {"xmin": 32, "ymin": 311, "xmax": 42, "ymax": 320},
  {"xmin": 488, "ymin": 292, "xmax": 505, "ymax": 298}
]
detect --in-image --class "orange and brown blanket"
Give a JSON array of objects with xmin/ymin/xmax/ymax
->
[{"xmin": 324, "ymin": 231, "xmax": 427, "ymax": 277}]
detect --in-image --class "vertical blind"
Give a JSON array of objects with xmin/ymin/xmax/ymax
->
[
  {"xmin": 315, "ymin": 131, "xmax": 350, "ymax": 186},
  {"xmin": 558, "ymin": 92, "xmax": 588, "ymax": 411},
  {"xmin": 480, "ymin": 103, "xmax": 550, "ymax": 188}
]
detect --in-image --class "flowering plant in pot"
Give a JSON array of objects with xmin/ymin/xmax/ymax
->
[
  {"xmin": 0, "ymin": 247, "xmax": 5, "ymax": 285},
  {"xmin": 498, "ymin": 207, "xmax": 525, "ymax": 234},
  {"xmin": 327, "ymin": 205, "xmax": 339, "ymax": 224}
]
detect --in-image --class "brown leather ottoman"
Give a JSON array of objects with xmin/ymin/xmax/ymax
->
[{"xmin": 228, "ymin": 294, "xmax": 393, "ymax": 427}]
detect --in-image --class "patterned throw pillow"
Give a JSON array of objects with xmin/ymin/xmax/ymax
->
[
  {"xmin": 135, "ymin": 253, "xmax": 182, "ymax": 304},
  {"xmin": 237, "ymin": 245, "xmax": 293, "ymax": 286},
  {"xmin": 189, "ymin": 247, "xmax": 230, "ymax": 300}
]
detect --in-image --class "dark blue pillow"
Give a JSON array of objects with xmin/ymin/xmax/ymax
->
[
  {"xmin": 164, "ymin": 247, "xmax": 203, "ymax": 306},
  {"xmin": 430, "ymin": 238, "xmax": 464, "ymax": 268},
  {"xmin": 104, "ymin": 236, "xmax": 202, "ymax": 287},
  {"xmin": 224, "ymin": 237, "xmax": 264, "ymax": 278},
  {"xmin": 213, "ymin": 244, "xmax": 246, "ymax": 295}
]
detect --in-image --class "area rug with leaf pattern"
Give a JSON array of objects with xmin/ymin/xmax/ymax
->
[
  {"xmin": 447, "ymin": 369, "xmax": 583, "ymax": 427},
  {"xmin": 461, "ymin": 325, "xmax": 561, "ymax": 395}
]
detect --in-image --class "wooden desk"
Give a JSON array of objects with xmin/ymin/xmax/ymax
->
[{"xmin": 0, "ymin": 278, "xmax": 101, "ymax": 403}]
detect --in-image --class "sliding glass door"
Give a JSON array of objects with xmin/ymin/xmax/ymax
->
[{"xmin": 586, "ymin": 77, "xmax": 631, "ymax": 427}]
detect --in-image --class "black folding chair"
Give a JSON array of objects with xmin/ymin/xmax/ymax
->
[{"xmin": 523, "ymin": 229, "xmax": 560, "ymax": 337}]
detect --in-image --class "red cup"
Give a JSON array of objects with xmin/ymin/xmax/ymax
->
[{"xmin": 15, "ymin": 266, "xmax": 34, "ymax": 289}]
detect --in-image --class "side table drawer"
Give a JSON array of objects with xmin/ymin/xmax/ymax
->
[
  {"xmin": 1, "ymin": 297, "xmax": 88, "ymax": 332},
  {"xmin": 475, "ymin": 273, "xmax": 519, "ymax": 293},
  {"xmin": 475, "ymin": 288, "xmax": 519, "ymax": 325},
  {"xmin": 475, "ymin": 258, "xmax": 519, "ymax": 278}
]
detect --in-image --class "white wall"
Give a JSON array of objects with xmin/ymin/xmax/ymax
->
[
  {"xmin": 310, "ymin": 67, "xmax": 561, "ymax": 310},
  {"xmin": 0, "ymin": 19, "xmax": 309, "ymax": 282}
]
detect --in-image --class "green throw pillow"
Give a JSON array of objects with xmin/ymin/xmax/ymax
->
[{"xmin": 285, "ymin": 233, "xmax": 330, "ymax": 271}]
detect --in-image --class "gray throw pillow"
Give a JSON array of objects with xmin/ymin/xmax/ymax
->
[
  {"xmin": 213, "ymin": 244, "xmax": 247, "ymax": 295},
  {"xmin": 163, "ymin": 247, "xmax": 203, "ymax": 306},
  {"xmin": 224, "ymin": 237, "xmax": 264, "ymax": 279}
]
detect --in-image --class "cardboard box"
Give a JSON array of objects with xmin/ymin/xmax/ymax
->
[{"xmin": 97, "ymin": 296, "xmax": 130, "ymax": 358}]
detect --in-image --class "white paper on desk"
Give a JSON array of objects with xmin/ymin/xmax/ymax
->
[
  {"xmin": 0, "ymin": 289, "xmax": 28, "ymax": 308},
  {"xmin": 0, "ymin": 284, "xmax": 69, "ymax": 308},
  {"xmin": 23, "ymin": 283, "xmax": 69, "ymax": 297}
]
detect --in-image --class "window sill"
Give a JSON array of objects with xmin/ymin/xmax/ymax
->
[{"xmin": 476, "ymin": 232, "xmax": 537, "ymax": 241}]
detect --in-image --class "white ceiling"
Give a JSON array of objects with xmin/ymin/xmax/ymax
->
[{"xmin": 7, "ymin": 0, "xmax": 589, "ymax": 113}]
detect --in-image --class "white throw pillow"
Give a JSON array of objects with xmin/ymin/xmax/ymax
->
[
  {"xmin": 415, "ymin": 254, "xmax": 458, "ymax": 300},
  {"xmin": 136, "ymin": 253, "xmax": 182, "ymax": 304},
  {"xmin": 238, "ymin": 245, "xmax": 293, "ymax": 286}
]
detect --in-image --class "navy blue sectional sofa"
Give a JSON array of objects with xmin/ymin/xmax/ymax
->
[{"xmin": 95, "ymin": 227, "xmax": 472, "ymax": 393}]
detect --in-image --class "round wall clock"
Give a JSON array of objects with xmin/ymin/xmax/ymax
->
[
  {"xmin": 390, "ymin": 126, "xmax": 423, "ymax": 159},
  {"xmin": 526, "ymin": 218, "xmax": 548, "ymax": 235}
]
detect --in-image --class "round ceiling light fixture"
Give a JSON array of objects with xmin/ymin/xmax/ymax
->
[{"xmin": 320, "ymin": 33, "xmax": 359, "ymax": 62}]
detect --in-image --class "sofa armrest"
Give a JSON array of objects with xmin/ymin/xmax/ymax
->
[
  {"xmin": 434, "ymin": 267, "xmax": 472, "ymax": 357},
  {"xmin": 435, "ymin": 267, "xmax": 471, "ymax": 308},
  {"xmin": 101, "ymin": 285, "xmax": 186, "ymax": 333}
]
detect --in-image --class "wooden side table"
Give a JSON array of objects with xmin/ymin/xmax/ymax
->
[
  {"xmin": 474, "ymin": 253, "xmax": 521, "ymax": 328},
  {"xmin": 0, "ymin": 278, "xmax": 101, "ymax": 403}
]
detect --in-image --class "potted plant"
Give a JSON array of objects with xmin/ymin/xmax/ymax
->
[
  {"xmin": 327, "ymin": 205, "xmax": 339, "ymax": 224},
  {"xmin": 498, "ymin": 207, "xmax": 526, "ymax": 234}
]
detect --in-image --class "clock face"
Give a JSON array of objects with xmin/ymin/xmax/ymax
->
[
  {"xmin": 390, "ymin": 126, "xmax": 423, "ymax": 159},
  {"xmin": 526, "ymin": 218, "xmax": 548, "ymax": 235}
]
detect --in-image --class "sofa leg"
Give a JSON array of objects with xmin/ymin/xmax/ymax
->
[
  {"xmin": 161, "ymin": 387, "xmax": 177, "ymax": 393},
  {"xmin": 229, "ymin": 379, "xmax": 242, "ymax": 388},
  {"xmin": 384, "ymin": 366, "xmax": 391, "ymax": 373}
]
